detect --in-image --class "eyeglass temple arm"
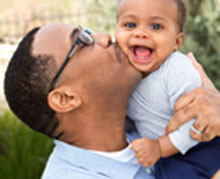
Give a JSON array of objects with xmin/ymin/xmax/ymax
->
[{"xmin": 49, "ymin": 43, "xmax": 79, "ymax": 91}]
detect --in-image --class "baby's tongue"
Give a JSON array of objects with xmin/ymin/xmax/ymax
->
[{"xmin": 135, "ymin": 47, "xmax": 151, "ymax": 57}]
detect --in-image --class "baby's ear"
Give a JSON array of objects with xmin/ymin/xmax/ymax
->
[
  {"xmin": 174, "ymin": 32, "xmax": 184, "ymax": 51},
  {"xmin": 47, "ymin": 87, "xmax": 82, "ymax": 113}
]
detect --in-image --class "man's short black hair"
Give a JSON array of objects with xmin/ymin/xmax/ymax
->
[{"xmin": 4, "ymin": 27, "xmax": 59, "ymax": 138}]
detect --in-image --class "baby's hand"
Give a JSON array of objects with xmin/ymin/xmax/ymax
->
[{"xmin": 129, "ymin": 138, "xmax": 161, "ymax": 167}]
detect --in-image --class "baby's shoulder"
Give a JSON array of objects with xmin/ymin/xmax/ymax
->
[
  {"xmin": 160, "ymin": 51, "xmax": 199, "ymax": 78},
  {"xmin": 161, "ymin": 51, "xmax": 201, "ymax": 90},
  {"xmin": 164, "ymin": 51, "xmax": 192, "ymax": 69}
]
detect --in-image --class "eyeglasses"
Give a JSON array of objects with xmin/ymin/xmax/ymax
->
[{"xmin": 49, "ymin": 27, "xmax": 94, "ymax": 92}]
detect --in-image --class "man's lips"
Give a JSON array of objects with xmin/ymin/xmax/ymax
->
[
  {"xmin": 113, "ymin": 43, "xmax": 131, "ymax": 64},
  {"xmin": 130, "ymin": 46, "xmax": 153, "ymax": 64}
]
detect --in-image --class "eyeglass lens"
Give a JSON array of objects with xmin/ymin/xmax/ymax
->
[{"xmin": 77, "ymin": 27, "xmax": 94, "ymax": 46}]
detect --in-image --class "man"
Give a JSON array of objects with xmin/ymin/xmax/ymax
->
[
  {"xmin": 4, "ymin": 23, "xmax": 220, "ymax": 178},
  {"xmin": 4, "ymin": 23, "xmax": 154, "ymax": 179}
]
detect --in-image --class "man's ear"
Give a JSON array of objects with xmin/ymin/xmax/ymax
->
[
  {"xmin": 174, "ymin": 32, "xmax": 184, "ymax": 51},
  {"xmin": 47, "ymin": 88, "xmax": 82, "ymax": 113}
]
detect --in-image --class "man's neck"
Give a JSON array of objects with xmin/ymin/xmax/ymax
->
[
  {"xmin": 58, "ymin": 86, "xmax": 136, "ymax": 152},
  {"xmin": 72, "ymin": 126, "xmax": 128, "ymax": 152},
  {"xmin": 60, "ymin": 109, "xmax": 129, "ymax": 152}
]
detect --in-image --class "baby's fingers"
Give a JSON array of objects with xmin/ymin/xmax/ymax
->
[{"xmin": 129, "ymin": 139, "xmax": 142, "ymax": 152}]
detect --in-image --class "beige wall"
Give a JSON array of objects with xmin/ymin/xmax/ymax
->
[{"xmin": 0, "ymin": 44, "xmax": 16, "ymax": 107}]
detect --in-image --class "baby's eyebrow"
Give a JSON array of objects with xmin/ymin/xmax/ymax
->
[
  {"xmin": 149, "ymin": 16, "xmax": 168, "ymax": 23},
  {"xmin": 119, "ymin": 14, "xmax": 137, "ymax": 21}
]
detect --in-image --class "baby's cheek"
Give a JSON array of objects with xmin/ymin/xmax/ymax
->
[
  {"xmin": 116, "ymin": 38, "xmax": 128, "ymax": 54},
  {"xmin": 115, "ymin": 31, "xmax": 131, "ymax": 59},
  {"xmin": 121, "ymin": 46, "xmax": 130, "ymax": 56}
]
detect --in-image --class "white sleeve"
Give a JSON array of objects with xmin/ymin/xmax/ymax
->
[{"xmin": 164, "ymin": 52, "xmax": 202, "ymax": 154}]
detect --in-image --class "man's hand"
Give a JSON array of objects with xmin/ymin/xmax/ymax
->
[
  {"xmin": 166, "ymin": 52, "xmax": 220, "ymax": 141},
  {"xmin": 129, "ymin": 138, "xmax": 161, "ymax": 167}
]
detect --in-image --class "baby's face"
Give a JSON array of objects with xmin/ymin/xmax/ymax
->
[{"xmin": 116, "ymin": 0, "xmax": 184, "ymax": 74}]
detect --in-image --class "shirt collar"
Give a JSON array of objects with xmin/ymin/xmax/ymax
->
[{"xmin": 54, "ymin": 140, "xmax": 143, "ymax": 178}]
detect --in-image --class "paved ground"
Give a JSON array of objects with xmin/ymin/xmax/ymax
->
[{"xmin": 0, "ymin": 43, "xmax": 16, "ymax": 108}]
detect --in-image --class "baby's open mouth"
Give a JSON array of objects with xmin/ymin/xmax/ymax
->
[{"xmin": 130, "ymin": 46, "xmax": 153, "ymax": 64}]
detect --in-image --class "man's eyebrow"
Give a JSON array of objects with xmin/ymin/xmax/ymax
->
[{"xmin": 69, "ymin": 28, "xmax": 80, "ymax": 44}]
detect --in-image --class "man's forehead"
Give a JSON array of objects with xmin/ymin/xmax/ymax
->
[{"xmin": 32, "ymin": 23, "xmax": 78, "ymax": 59}]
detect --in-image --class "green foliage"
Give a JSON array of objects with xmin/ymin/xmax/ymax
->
[
  {"xmin": 181, "ymin": 0, "xmax": 220, "ymax": 89},
  {"xmin": 0, "ymin": 110, "xmax": 54, "ymax": 179},
  {"xmin": 80, "ymin": 0, "xmax": 120, "ymax": 35}
]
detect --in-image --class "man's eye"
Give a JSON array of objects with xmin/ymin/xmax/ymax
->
[
  {"xmin": 125, "ymin": 23, "xmax": 136, "ymax": 28},
  {"xmin": 151, "ymin": 24, "xmax": 162, "ymax": 30}
]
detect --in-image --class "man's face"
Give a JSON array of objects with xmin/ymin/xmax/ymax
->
[
  {"xmin": 32, "ymin": 23, "xmax": 142, "ymax": 102},
  {"xmin": 116, "ymin": 0, "xmax": 183, "ymax": 75}
]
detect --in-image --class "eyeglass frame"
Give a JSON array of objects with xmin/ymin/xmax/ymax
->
[{"xmin": 49, "ymin": 27, "xmax": 94, "ymax": 92}]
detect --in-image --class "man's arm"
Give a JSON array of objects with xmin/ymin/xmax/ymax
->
[{"xmin": 166, "ymin": 52, "xmax": 220, "ymax": 141}]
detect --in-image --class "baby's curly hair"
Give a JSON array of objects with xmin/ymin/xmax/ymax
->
[{"xmin": 174, "ymin": 0, "xmax": 187, "ymax": 32}]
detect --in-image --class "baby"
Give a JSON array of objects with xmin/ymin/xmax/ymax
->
[{"xmin": 116, "ymin": 0, "xmax": 220, "ymax": 178}]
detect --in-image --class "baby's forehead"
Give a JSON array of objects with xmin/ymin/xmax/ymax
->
[
  {"xmin": 117, "ymin": 0, "xmax": 179, "ymax": 18},
  {"xmin": 118, "ymin": 0, "xmax": 178, "ymax": 13}
]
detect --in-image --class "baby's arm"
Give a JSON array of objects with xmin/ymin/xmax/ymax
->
[
  {"xmin": 165, "ymin": 52, "xmax": 202, "ymax": 154},
  {"xmin": 130, "ymin": 135, "xmax": 179, "ymax": 167},
  {"xmin": 130, "ymin": 52, "xmax": 202, "ymax": 167}
]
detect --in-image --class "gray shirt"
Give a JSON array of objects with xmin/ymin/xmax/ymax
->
[{"xmin": 127, "ymin": 51, "xmax": 202, "ymax": 154}]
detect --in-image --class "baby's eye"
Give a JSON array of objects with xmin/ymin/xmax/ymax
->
[
  {"xmin": 125, "ymin": 23, "xmax": 136, "ymax": 28},
  {"xmin": 151, "ymin": 23, "xmax": 162, "ymax": 30}
]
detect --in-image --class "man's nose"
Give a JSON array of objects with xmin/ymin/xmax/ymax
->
[{"xmin": 92, "ymin": 33, "xmax": 112, "ymax": 47}]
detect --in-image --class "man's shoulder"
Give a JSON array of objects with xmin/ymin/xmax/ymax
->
[
  {"xmin": 41, "ymin": 140, "xmax": 151, "ymax": 179},
  {"xmin": 42, "ymin": 167, "xmax": 106, "ymax": 179},
  {"xmin": 41, "ymin": 141, "xmax": 107, "ymax": 179}
]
